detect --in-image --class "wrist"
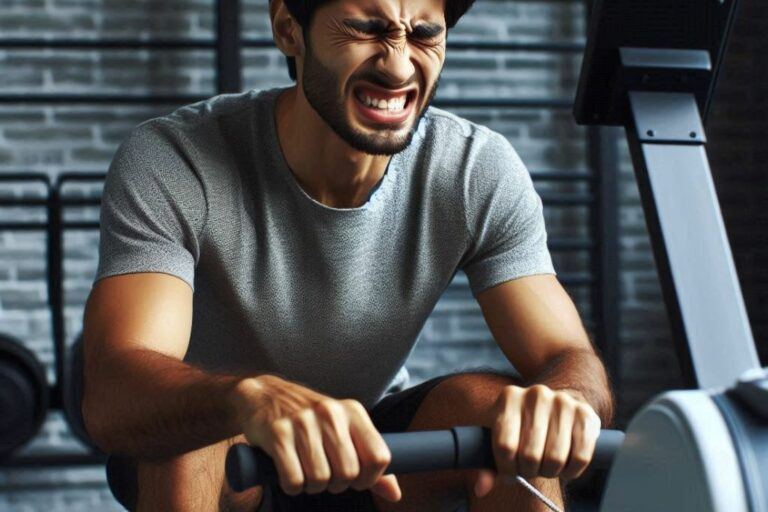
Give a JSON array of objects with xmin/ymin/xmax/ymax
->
[{"xmin": 228, "ymin": 375, "xmax": 272, "ymax": 429}]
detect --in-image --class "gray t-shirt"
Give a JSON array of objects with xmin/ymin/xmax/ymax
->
[{"xmin": 95, "ymin": 87, "xmax": 555, "ymax": 407}]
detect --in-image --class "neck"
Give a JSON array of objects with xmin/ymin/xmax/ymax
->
[{"xmin": 274, "ymin": 86, "xmax": 392, "ymax": 208}]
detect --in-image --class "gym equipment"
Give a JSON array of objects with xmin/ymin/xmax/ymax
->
[
  {"xmin": 62, "ymin": 333, "xmax": 99, "ymax": 451},
  {"xmin": 226, "ymin": 426, "xmax": 624, "ymax": 492},
  {"xmin": 574, "ymin": 0, "xmax": 766, "ymax": 510},
  {"xmin": 0, "ymin": 333, "xmax": 49, "ymax": 458}
]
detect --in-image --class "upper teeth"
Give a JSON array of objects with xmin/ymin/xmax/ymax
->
[{"xmin": 358, "ymin": 92, "xmax": 407, "ymax": 112}]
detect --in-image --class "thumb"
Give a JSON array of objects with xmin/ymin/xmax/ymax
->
[
  {"xmin": 370, "ymin": 474, "xmax": 402, "ymax": 502},
  {"xmin": 474, "ymin": 469, "xmax": 496, "ymax": 498}
]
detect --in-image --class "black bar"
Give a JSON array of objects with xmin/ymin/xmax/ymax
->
[
  {"xmin": 0, "ymin": 94, "xmax": 207, "ymax": 104},
  {"xmin": 0, "ymin": 198, "xmax": 49, "ymax": 206},
  {"xmin": 0, "ymin": 38, "xmax": 214, "ymax": 49},
  {"xmin": 57, "ymin": 172, "xmax": 107, "ymax": 184},
  {"xmin": 588, "ymin": 126, "xmax": 621, "ymax": 394},
  {"xmin": 0, "ymin": 222, "xmax": 48, "ymax": 230},
  {"xmin": 47, "ymin": 188, "xmax": 66, "ymax": 407},
  {"xmin": 226, "ymin": 426, "xmax": 623, "ymax": 492},
  {"xmin": 0, "ymin": 452, "xmax": 107, "ymax": 468},
  {"xmin": 0, "ymin": 172, "xmax": 50, "ymax": 185},
  {"xmin": 216, "ymin": 0, "xmax": 242, "ymax": 94}
]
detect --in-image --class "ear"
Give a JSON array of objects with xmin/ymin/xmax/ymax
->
[{"xmin": 269, "ymin": 0, "xmax": 305, "ymax": 60}]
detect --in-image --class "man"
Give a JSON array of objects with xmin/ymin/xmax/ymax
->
[{"xmin": 81, "ymin": 0, "xmax": 614, "ymax": 510}]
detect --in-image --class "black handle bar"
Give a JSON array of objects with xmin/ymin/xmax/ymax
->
[{"xmin": 226, "ymin": 426, "xmax": 624, "ymax": 492}]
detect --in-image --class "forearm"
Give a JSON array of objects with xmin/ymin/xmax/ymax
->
[
  {"xmin": 525, "ymin": 348, "xmax": 615, "ymax": 427},
  {"xmin": 82, "ymin": 348, "xmax": 259, "ymax": 460}
]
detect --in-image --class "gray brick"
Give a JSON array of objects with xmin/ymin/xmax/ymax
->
[
  {"xmin": 0, "ymin": 287, "xmax": 47, "ymax": 310},
  {"xmin": 4, "ymin": 127, "xmax": 92, "ymax": 142},
  {"xmin": 0, "ymin": 13, "xmax": 95, "ymax": 32},
  {"xmin": 16, "ymin": 263, "xmax": 46, "ymax": 281},
  {"xmin": 69, "ymin": 147, "xmax": 118, "ymax": 163}
]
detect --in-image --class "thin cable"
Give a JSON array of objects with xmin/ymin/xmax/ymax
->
[{"xmin": 515, "ymin": 476, "xmax": 563, "ymax": 512}]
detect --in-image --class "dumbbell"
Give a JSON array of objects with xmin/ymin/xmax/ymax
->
[
  {"xmin": 0, "ymin": 333, "xmax": 49, "ymax": 458},
  {"xmin": 62, "ymin": 332, "xmax": 100, "ymax": 451}
]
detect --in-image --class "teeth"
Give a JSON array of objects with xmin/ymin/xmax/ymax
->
[{"xmin": 358, "ymin": 91, "xmax": 407, "ymax": 113}]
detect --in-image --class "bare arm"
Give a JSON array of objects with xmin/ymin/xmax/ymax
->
[
  {"xmin": 476, "ymin": 274, "xmax": 614, "ymax": 426},
  {"xmin": 81, "ymin": 272, "xmax": 259, "ymax": 460}
]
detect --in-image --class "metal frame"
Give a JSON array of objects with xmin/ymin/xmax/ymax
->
[
  {"xmin": 0, "ymin": 0, "xmax": 620, "ymax": 467},
  {"xmin": 626, "ymin": 87, "xmax": 759, "ymax": 389}
]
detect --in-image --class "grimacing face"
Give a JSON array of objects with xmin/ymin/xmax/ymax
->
[{"xmin": 297, "ymin": 0, "xmax": 447, "ymax": 155}]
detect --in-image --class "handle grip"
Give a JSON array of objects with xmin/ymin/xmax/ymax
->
[{"xmin": 226, "ymin": 427, "xmax": 624, "ymax": 492}]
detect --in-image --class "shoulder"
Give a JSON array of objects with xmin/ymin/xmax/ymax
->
[
  {"xmin": 152, "ymin": 88, "xmax": 267, "ymax": 132},
  {"xmin": 420, "ymin": 106, "xmax": 494, "ymax": 142},
  {"xmin": 414, "ymin": 106, "xmax": 528, "ymax": 187}
]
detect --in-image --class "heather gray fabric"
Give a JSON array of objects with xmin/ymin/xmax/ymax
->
[{"xmin": 95, "ymin": 86, "xmax": 555, "ymax": 407}]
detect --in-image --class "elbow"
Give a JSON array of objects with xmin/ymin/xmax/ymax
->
[
  {"xmin": 81, "ymin": 389, "xmax": 113, "ymax": 453},
  {"xmin": 80, "ymin": 393, "xmax": 109, "ymax": 453}
]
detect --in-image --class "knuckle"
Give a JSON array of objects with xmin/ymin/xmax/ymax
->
[
  {"xmin": 519, "ymin": 449, "xmax": 540, "ymax": 467},
  {"xmin": 282, "ymin": 476, "xmax": 304, "ymax": 495},
  {"xmin": 533, "ymin": 385, "xmax": 555, "ymax": 401},
  {"xmin": 306, "ymin": 471, "xmax": 331, "ymax": 489},
  {"xmin": 553, "ymin": 392, "xmax": 576, "ymax": 408},
  {"xmin": 335, "ymin": 465, "xmax": 359, "ymax": 482},
  {"xmin": 370, "ymin": 448, "xmax": 392, "ymax": 468},
  {"xmin": 293, "ymin": 411, "xmax": 315, "ymax": 433},
  {"xmin": 545, "ymin": 453, "xmax": 568, "ymax": 469},
  {"xmin": 576, "ymin": 402, "xmax": 599, "ymax": 421},
  {"xmin": 502, "ymin": 385, "xmax": 523, "ymax": 399},
  {"xmin": 497, "ymin": 440, "xmax": 518, "ymax": 460},
  {"xmin": 315, "ymin": 399, "xmax": 343, "ymax": 418},
  {"xmin": 341, "ymin": 398, "xmax": 367, "ymax": 416},
  {"xmin": 269, "ymin": 419, "xmax": 291, "ymax": 438},
  {"xmin": 571, "ymin": 451, "xmax": 592, "ymax": 467}
]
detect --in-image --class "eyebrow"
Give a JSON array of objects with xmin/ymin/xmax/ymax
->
[{"xmin": 342, "ymin": 18, "xmax": 445, "ymax": 37}]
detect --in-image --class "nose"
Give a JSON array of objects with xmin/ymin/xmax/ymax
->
[{"xmin": 374, "ymin": 42, "xmax": 416, "ymax": 88}]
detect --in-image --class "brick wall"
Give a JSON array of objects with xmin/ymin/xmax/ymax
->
[{"xmin": 0, "ymin": 0, "xmax": 763, "ymax": 510}]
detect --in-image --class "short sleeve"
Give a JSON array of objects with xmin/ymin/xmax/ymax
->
[
  {"xmin": 94, "ymin": 121, "xmax": 207, "ymax": 291},
  {"xmin": 461, "ymin": 132, "xmax": 555, "ymax": 295}
]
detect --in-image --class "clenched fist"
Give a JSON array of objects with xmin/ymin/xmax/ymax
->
[
  {"xmin": 474, "ymin": 384, "xmax": 601, "ymax": 498},
  {"xmin": 232, "ymin": 375, "xmax": 402, "ymax": 501}
]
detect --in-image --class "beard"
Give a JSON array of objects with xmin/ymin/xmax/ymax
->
[{"xmin": 301, "ymin": 44, "xmax": 441, "ymax": 156}]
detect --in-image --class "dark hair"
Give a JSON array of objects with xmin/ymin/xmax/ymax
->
[{"xmin": 275, "ymin": 0, "xmax": 476, "ymax": 80}]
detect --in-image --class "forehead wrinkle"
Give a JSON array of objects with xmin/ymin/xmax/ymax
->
[{"xmin": 338, "ymin": 0, "xmax": 442, "ymax": 30}]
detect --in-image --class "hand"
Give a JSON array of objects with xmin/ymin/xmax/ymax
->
[
  {"xmin": 474, "ymin": 384, "xmax": 601, "ymax": 498},
  {"xmin": 233, "ymin": 375, "xmax": 401, "ymax": 501}
]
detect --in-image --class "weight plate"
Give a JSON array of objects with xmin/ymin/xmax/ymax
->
[{"xmin": 0, "ymin": 334, "xmax": 48, "ymax": 458}]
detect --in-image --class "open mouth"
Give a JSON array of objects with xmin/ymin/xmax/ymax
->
[{"xmin": 352, "ymin": 85, "xmax": 417, "ymax": 124}]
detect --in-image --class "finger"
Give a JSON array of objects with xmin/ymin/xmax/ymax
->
[
  {"xmin": 518, "ymin": 385, "xmax": 554, "ymax": 478},
  {"xmin": 293, "ymin": 410, "xmax": 331, "ymax": 494},
  {"xmin": 264, "ymin": 419, "xmax": 304, "ymax": 496},
  {"xmin": 493, "ymin": 386, "xmax": 524, "ymax": 478},
  {"xmin": 345, "ymin": 400, "xmax": 392, "ymax": 492},
  {"xmin": 370, "ymin": 474, "xmax": 402, "ymax": 503},
  {"xmin": 561, "ymin": 406, "xmax": 600, "ymax": 480},
  {"xmin": 539, "ymin": 394, "xmax": 576, "ymax": 478},
  {"xmin": 473, "ymin": 469, "xmax": 497, "ymax": 499},
  {"xmin": 314, "ymin": 400, "xmax": 360, "ymax": 494}
]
